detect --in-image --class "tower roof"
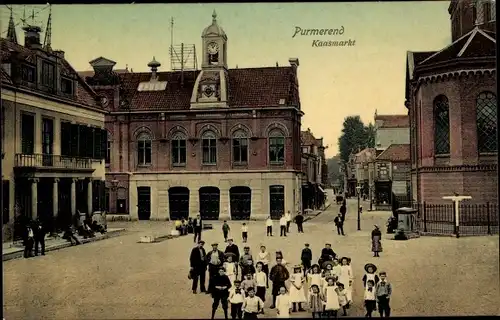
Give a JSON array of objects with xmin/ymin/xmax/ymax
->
[
  {"xmin": 202, "ymin": 10, "xmax": 226, "ymax": 38},
  {"xmin": 6, "ymin": 8, "xmax": 18, "ymax": 44}
]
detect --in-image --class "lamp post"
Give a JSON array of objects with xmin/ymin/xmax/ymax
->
[{"xmin": 356, "ymin": 185, "xmax": 361, "ymax": 230}]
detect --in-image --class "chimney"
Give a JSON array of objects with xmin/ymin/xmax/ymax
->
[
  {"xmin": 288, "ymin": 58, "xmax": 299, "ymax": 68},
  {"xmin": 23, "ymin": 25, "xmax": 42, "ymax": 49},
  {"xmin": 53, "ymin": 50, "xmax": 65, "ymax": 59},
  {"xmin": 147, "ymin": 56, "xmax": 161, "ymax": 81}
]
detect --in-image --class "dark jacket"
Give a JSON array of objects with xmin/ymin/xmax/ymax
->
[
  {"xmin": 269, "ymin": 264, "xmax": 289, "ymax": 283},
  {"xmin": 320, "ymin": 248, "xmax": 336, "ymax": 260},
  {"xmin": 334, "ymin": 216, "xmax": 343, "ymax": 226},
  {"xmin": 301, "ymin": 248, "xmax": 312, "ymax": 261},
  {"xmin": 225, "ymin": 244, "xmax": 240, "ymax": 261},
  {"xmin": 241, "ymin": 264, "xmax": 256, "ymax": 276},
  {"xmin": 295, "ymin": 214, "xmax": 304, "ymax": 224},
  {"xmin": 340, "ymin": 205, "xmax": 347, "ymax": 215},
  {"xmin": 190, "ymin": 246, "xmax": 207, "ymax": 269},
  {"xmin": 193, "ymin": 218, "xmax": 203, "ymax": 229},
  {"xmin": 33, "ymin": 223, "xmax": 46, "ymax": 239},
  {"xmin": 212, "ymin": 274, "xmax": 232, "ymax": 297},
  {"xmin": 206, "ymin": 249, "xmax": 226, "ymax": 268},
  {"xmin": 371, "ymin": 229, "xmax": 382, "ymax": 239}
]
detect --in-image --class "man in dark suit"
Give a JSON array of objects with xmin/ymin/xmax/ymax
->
[
  {"xmin": 33, "ymin": 219, "xmax": 47, "ymax": 256},
  {"xmin": 192, "ymin": 214, "xmax": 203, "ymax": 243},
  {"xmin": 224, "ymin": 238, "xmax": 240, "ymax": 262},
  {"xmin": 190, "ymin": 240, "xmax": 208, "ymax": 294},
  {"xmin": 206, "ymin": 242, "xmax": 226, "ymax": 294}
]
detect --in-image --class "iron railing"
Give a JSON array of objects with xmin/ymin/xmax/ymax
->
[{"xmin": 15, "ymin": 153, "xmax": 93, "ymax": 169}]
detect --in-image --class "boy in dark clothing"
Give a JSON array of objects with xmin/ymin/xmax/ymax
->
[
  {"xmin": 334, "ymin": 214, "xmax": 345, "ymax": 236},
  {"xmin": 241, "ymin": 259, "xmax": 256, "ymax": 279},
  {"xmin": 23, "ymin": 225, "xmax": 35, "ymax": 258},
  {"xmin": 295, "ymin": 213, "xmax": 305, "ymax": 233},
  {"xmin": 222, "ymin": 221, "xmax": 231, "ymax": 242},
  {"xmin": 301, "ymin": 243, "xmax": 312, "ymax": 276},
  {"xmin": 211, "ymin": 267, "xmax": 232, "ymax": 320},
  {"xmin": 33, "ymin": 220, "xmax": 46, "ymax": 256}
]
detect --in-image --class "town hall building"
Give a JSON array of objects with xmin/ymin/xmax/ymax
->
[
  {"xmin": 83, "ymin": 12, "xmax": 303, "ymax": 220},
  {"xmin": 405, "ymin": 0, "xmax": 497, "ymax": 204}
]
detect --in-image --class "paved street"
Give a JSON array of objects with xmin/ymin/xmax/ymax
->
[{"xmin": 3, "ymin": 199, "xmax": 499, "ymax": 319}]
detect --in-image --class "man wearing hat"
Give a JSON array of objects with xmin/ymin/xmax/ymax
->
[
  {"xmin": 193, "ymin": 214, "xmax": 203, "ymax": 243},
  {"xmin": 301, "ymin": 243, "xmax": 312, "ymax": 276},
  {"xmin": 269, "ymin": 257, "xmax": 290, "ymax": 309},
  {"xmin": 206, "ymin": 242, "xmax": 226, "ymax": 294},
  {"xmin": 319, "ymin": 243, "xmax": 336, "ymax": 266},
  {"xmin": 189, "ymin": 240, "xmax": 208, "ymax": 294}
]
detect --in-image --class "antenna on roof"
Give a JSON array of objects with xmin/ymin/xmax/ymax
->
[{"xmin": 43, "ymin": 4, "xmax": 52, "ymax": 52}]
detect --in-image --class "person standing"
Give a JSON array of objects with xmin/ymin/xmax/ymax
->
[
  {"xmin": 242, "ymin": 287, "xmax": 264, "ymax": 320},
  {"xmin": 371, "ymin": 225, "xmax": 383, "ymax": 257},
  {"xmin": 23, "ymin": 223, "xmax": 35, "ymax": 258},
  {"xmin": 207, "ymin": 243, "xmax": 226, "ymax": 294},
  {"xmin": 33, "ymin": 219, "xmax": 47, "ymax": 256},
  {"xmin": 241, "ymin": 223, "xmax": 249, "ymax": 243},
  {"xmin": 285, "ymin": 211, "xmax": 292, "ymax": 233},
  {"xmin": 190, "ymin": 240, "xmax": 208, "ymax": 294},
  {"xmin": 211, "ymin": 267, "xmax": 232, "ymax": 320},
  {"xmin": 294, "ymin": 213, "xmax": 304, "ymax": 233},
  {"xmin": 340, "ymin": 202, "xmax": 347, "ymax": 222},
  {"xmin": 301, "ymin": 243, "xmax": 312, "ymax": 276},
  {"xmin": 193, "ymin": 214, "xmax": 203, "ymax": 243},
  {"xmin": 256, "ymin": 245, "xmax": 270, "ymax": 288},
  {"xmin": 229, "ymin": 280, "xmax": 245, "ymax": 320},
  {"xmin": 375, "ymin": 271, "xmax": 392, "ymax": 317},
  {"xmin": 364, "ymin": 280, "xmax": 377, "ymax": 318},
  {"xmin": 266, "ymin": 216, "xmax": 274, "ymax": 236},
  {"xmin": 254, "ymin": 262, "xmax": 267, "ymax": 313},
  {"xmin": 269, "ymin": 257, "xmax": 290, "ymax": 309},
  {"xmin": 276, "ymin": 286, "xmax": 292, "ymax": 318},
  {"xmin": 289, "ymin": 266, "xmax": 307, "ymax": 312},
  {"xmin": 225, "ymin": 238, "xmax": 241, "ymax": 262},
  {"xmin": 334, "ymin": 214, "xmax": 345, "ymax": 236},
  {"xmin": 279, "ymin": 215, "xmax": 287, "ymax": 237},
  {"xmin": 222, "ymin": 221, "xmax": 231, "ymax": 242}
]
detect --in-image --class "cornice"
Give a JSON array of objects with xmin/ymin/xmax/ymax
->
[
  {"xmin": 418, "ymin": 163, "xmax": 497, "ymax": 173},
  {"xmin": 416, "ymin": 68, "xmax": 496, "ymax": 87}
]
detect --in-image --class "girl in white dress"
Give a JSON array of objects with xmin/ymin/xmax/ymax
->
[
  {"xmin": 276, "ymin": 286, "xmax": 292, "ymax": 318},
  {"xmin": 307, "ymin": 264, "xmax": 323, "ymax": 292},
  {"xmin": 331, "ymin": 258, "xmax": 342, "ymax": 278},
  {"xmin": 224, "ymin": 254, "xmax": 238, "ymax": 285},
  {"xmin": 288, "ymin": 266, "xmax": 307, "ymax": 312},
  {"xmin": 362, "ymin": 263, "xmax": 380, "ymax": 288},
  {"xmin": 337, "ymin": 282, "xmax": 349, "ymax": 316},
  {"xmin": 339, "ymin": 257, "xmax": 353, "ymax": 306},
  {"xmin": 323, "ymin": 276, "xmax": 340, "ymax": 317}
]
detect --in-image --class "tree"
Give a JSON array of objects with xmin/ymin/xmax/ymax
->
[
  {"xmin": 365, "ymin": 123, "xmax": 376, "ymax": 148},
  {"xmin": 327, "ymin": 155, "xmax": 342, "ymax": 186}
]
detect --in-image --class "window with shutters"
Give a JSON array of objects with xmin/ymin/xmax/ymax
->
[
  {"xmin": 60, "ymin": 121, "xmax": 72, "ymax": 156},
  {"xmin": 171, "ymin": 132, "xmax": 187, "ymax": 166},
  {"xmin": 70, "ymin": 124, "xmax": 79, "ymax": 157},
  {"xmin": 476, "ymin": 92, "xmax": 497, "ymax": 153},
  {"xmin": 94, "ymin": 128, "xmax": 102, "ymax": 159},
  {"xmin": 433, "ymin": 95, "xmax": 450, "ymax": 156},
  {"xmin": 78, "ymin": 125, "xmax": 87, "ymax": 158},
  {"xmin": 85, "ymin": 127, "xmax": 94, "ymax": 158},
  {"xmin": 105, "ymin": 131, "xmax": 111, "ymax": 163},
  {"xmin": 137, "ymin": 132, "xmax": 152, "ymax": 165},
  {"xmin": 21, "ymin": 113, "xmax": 35, "ymax": 154}
]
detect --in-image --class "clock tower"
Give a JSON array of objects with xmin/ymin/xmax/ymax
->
[{"xmin": 191, "ymin": 10, "xmax": 229, "ymax": 109}]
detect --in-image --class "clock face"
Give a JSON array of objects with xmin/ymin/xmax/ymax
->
[
  {"xmin": 207, "ymin": 42, "xmax": 219, "ymax": 55},
  {"xmin": 203, "ymin": 85, "xmax": 215, "ymax": 97}
]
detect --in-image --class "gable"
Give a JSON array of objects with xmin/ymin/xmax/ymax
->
[{"xmin": 89, "ymin": 56, "xmax": 117, "ymax": 68}]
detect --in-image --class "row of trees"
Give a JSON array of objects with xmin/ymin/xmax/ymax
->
[{"xmin": 326, "ymin": 116, "xmax": 375, "ymax": 193}]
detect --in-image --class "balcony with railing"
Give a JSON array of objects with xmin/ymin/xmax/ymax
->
[{"xmin": 15, "ymin": 153, "xmax": 94, "ymax": 171}]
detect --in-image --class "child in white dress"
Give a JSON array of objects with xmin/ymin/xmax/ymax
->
[
  {"xmin": 339, "ymin": 257, "xmax": 353, "ymax": 306},
  {"xmin": 323, "ymin": 277, "xmax": 340, "ymax": 318},
  {"xmin": 362, "ymin": 263, "xmax": 380, "ymax": 288},
  {"xmin": 276, "ymin": 286, "xmax": 292, "ymax": 318},
  {"xmin": 337, "ymin": 282, "xmax": 348, "ymax": 316},
  {"xmin": 289, "ymin": 266, "xmax": 307, "ymax": 312},
  {"xmin": 331, "ymin": 258, "xmax": 342, "ymax": 278},
  {"xmin": 224, "ymin": 254, "xmax": 238, "ymax": 286},
  {"xmin": 307, "ymin": 264, "xmax": 323, "ymax": 292}
]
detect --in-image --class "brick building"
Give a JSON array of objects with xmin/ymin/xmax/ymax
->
[
  {"xmin": 405, "ymin": 0, "xmax": 497, "ymax": 204},
  {"xmin": 82, "ymin": 12, "xmax": 303, "ymax": 221},
  {"xmin": 1, "ymin": 19, "xmax": 107, "ymax": 240},
  {"xmin": 300, "ymin": 129, "xmax": 327, "ymax": 210},
  {"xmin": 374, "ymin": 113, "xmax": 410, "ymax": 154}
]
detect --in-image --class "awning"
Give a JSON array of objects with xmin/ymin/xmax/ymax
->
[{"xmin": 318, "ymin": 185, "xmax": 326, "ymax": 193}]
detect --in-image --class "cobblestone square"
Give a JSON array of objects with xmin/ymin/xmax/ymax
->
[{"xmin": 3, "ymin": 200, "xmax": 499, "ymax": 319}]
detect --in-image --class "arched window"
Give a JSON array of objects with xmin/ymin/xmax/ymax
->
[
  {"xmin": 269, "ymin": 129, "xmax": 285, "ymax": 164},
  {"xmin": 476, "ymin": 91, "xmax": 497, "ymax": 153},
  {"xmin": 137, "ymin": 132, "xmax": 152, "ymax": 165},
  {"xmin": 202, "ymin": 131, "xmax": 217, "ymax": 164},
  {"xmin": 433, "ymin": 95, "xmax": 450, "ymax": 155},
  {"xmin": 232, "ymin": 130, "xmax": 248, "ymax": 164},
  {"xmin": 171, "ymin": 132, "xmax": 187, "ymax": 166}
]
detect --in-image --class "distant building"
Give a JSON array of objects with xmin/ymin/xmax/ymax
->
[
  {"xmin": 405, "ymin": 0, "xmax": 497, "ymax": 204},
  {"xmin": 82, "ymin": 12, "xmax": 303, "ymax": 220},
  {"xmin": 300, "ymin": 129, "xmax": 327, "ymax": 210},
  {"xmin": 354, "ymin": 148, "xmax": 376, "ymax": 199},
  {"xmin": 374, "ymin": 112, "xmax": 410, "ymax": 154},
  {"xmin": 1, "ymin": 22, "xmax": 107, "ymax": 240}
]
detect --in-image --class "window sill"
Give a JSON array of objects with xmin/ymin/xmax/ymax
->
[
  {"xmin": 232, "ymin": 162, "xmax": 248, "ymax": 169},
  {"xmin": 434, "ymin": 154, "xmax": 450, "ymax": 158},
  {"xmin": 479, "ymin": 152, "xmax": 497, "ymax": 156},
  {"xmin": 202, "ymin": 163, "xmax": 217, "ymax": 166},
  {"xmin": 172, "ymin": 163, "xmax": 186, "ymax": 167},
  {"xmin": 137, "ymin": 164, "xmax": 152, "ymax": 168}
]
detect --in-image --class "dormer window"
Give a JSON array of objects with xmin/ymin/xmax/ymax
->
[
  {"xmin": 21, "ymin": 64, "xmax": 35, "ymax": 83},
  {"xmin": 41, "ymin": 61, "xmax": 55, "ymax": 90},
  {"xmin": 61, "ymin": 77, "xmax": 73, "ymax": 95}
]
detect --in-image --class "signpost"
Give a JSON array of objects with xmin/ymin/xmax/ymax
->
[
  {"xmin": 442, "ymin": 195, "xmax": 472, "ymax": 238},
  {"xmin": 356, "ymin": 185, "xmax": 361, "ymax": 231}
]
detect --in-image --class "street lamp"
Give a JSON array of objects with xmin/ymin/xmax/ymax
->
[{"xmin": 356, "ymin": 185, "xmax": 361, "ymax": 230}]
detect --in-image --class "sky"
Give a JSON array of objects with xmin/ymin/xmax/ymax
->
[{"xmin": 1, "ymin": 2, "xmax": 451, "ymax": 157}]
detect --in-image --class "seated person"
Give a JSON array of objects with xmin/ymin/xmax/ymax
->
[
  {"xmin": 62, "ymin": 226, "xmax": 81, "ymax": 245},
  {"xmin": 174, "ymin": 220, "xmax": 182, "ymax": 231},
  {"xmin": 91, "ymin": 220, "xmax": 106, "ymax": 234},
  {"xmin": 83, "ymin": 221, "xmax": 95, "ymax": 238},
  {"xmin": 181, "ymin": 219, "xmax": 188, "ymax": 235}
]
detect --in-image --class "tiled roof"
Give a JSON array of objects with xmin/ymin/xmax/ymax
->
[
  {"xmin": 0, "ymin": 38, "xmax": 99, "ymax": 108},
  {"xmin": 84, "ymin": 65, "xmax": 298, "ymax": 110},
  {"xmin": 418, "ymin": 27, "xmax": 496, "ymax": 66},
  {"xmin": 375, "ymin": 114, "xmax": 409, "ymax": 128},
  {"xmin": 376, "ymin": 144, "xmax": 410, "ymax": 162},
  {"xmin": 355, "ymin": 148, "xmax": 376, "ymax": 163},
  {"xmin": 301, "ymin": 130, "xmax": 317, "ymax": 146}
]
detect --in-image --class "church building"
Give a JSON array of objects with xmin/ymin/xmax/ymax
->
[
  {"xmin": 83, "ymin": 12, "xmax": 303, "ymax": 221},
  {"xmin": 405, "ymin": 0, "xmax": 497, "ymax": 204}
]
